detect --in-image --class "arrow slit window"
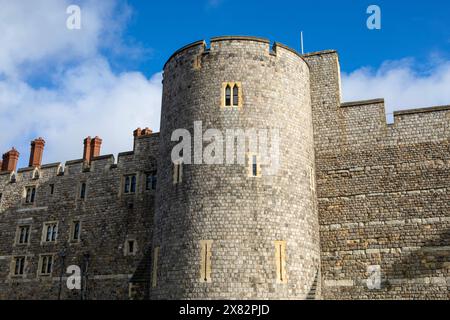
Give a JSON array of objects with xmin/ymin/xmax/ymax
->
[
  {"xmin": 275, "ymin": 240, "xmax": 287, "ymax": 284},
  {"xmin": 200, "ymin": 240, "xmax": 213, "ymax": 283}
]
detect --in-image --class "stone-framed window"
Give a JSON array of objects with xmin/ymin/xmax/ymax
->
[
  {"xmin": 221, "ymin": 82, "xmax": 242, "ymax": 108},
  {"xmin": 16, "ymin": 225, "xmax": 31, "ymax": 245},
  {"xmin": 37, "ymin": 254, "xmax": 54, "ymax": 276},
  {"xmin": 79, "ymin": 182, "xmax": 87, "ymax": 200},
  {"xmin": 11, "ymin": 256, "xmax": 26, "ymax": 277},
  {"xmin": 41, "ymin": 222, "xmax": 58, "ymax": 244},
  {"xmin": 124, "ymin": 239, "xmax": 137, "ymax": 256},
  {"xmin": 49, "ymin": 184, "xmax": 55, "ymax": 195},
  {"xmin": 199, "ymin": 240, "xmax": 213, "ymax": 283},
  {"xmin": 70, "ymin": 220, "xmax": 81, "ymax": 242},
  {"xmin": 10, "ymin": 172, "xmax": 17, "ymax": 183},
  {"xmin": 24, "ymin": 186, "xmax": 36, "ymax": 204},
  {"xmin": 275, "ymin": 240, "xmax": 287, "ymax": 284},
  {"xmin": 173, "ymin": 160, "xmax": 183, "ymax": 185},
  {"xmin": 225, "ymin": 85, "xmax": 231, "ymax": 106},
  {"xmin": 152, "ymin": 246, "xmax": 160, "ymax": 288},
  {"xmin": 145, "ymin": 171, "xmax": 157, "ymax": 191},
  {"xmin": 123, "ymin": 174, "xmax": 137, "ymax": 194},
  {"xmin": 247, "ymin": 153, "xmax": 261, "ymax": 178}
]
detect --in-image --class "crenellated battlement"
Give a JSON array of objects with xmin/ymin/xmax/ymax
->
[
  {"xmin": 163, "ymin": 35, "xmax": 309, "ymax": 73},
  {"xmin": 0, "ymin": 36, "xmax": 448, "ymax": 301},
  {"xmin": 0, "ymin": 128, "xmax": 159, "ymax": 184},
  {"xmin": 338, "ymin": 98, "xmax": 450, "ymax": 143}
]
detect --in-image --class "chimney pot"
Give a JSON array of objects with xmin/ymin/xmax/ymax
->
[
  {"xmin": 2, "ymin": 148, "xmax": 20, "ymax": 172},
  {"xmin": 29, "ymin": 137, "xmax": 46, "ymax": 168},
  {"xmin": 83, "ymin": 136, "xmax": 92, "ymax": 164},
  {"xmin": 90, "ymin": 136, "xmax": 103, "ymax": 160},
  {"xmin": 83, "ymin": 136, "xmax": 102, "ymax": 164},
  {"xmin": 133, "ymin": 128, "xmax": 142, "ymax": 137},
  {"xmin": 142, "ymin": 127, "xmax": 153, "ymax": 135}
]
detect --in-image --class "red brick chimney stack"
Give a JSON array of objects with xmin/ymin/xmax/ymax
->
[
  {"xmin": 29, "ymin": 137, "xmax": 45, "ymax": 168},
  {"xmin": 133, "ymin": 128, "xmax": 142, "ymax": 138},
  {"xmin": 83, "ymin": 136, "xmax": 102, "ymax": 164},
  {"xmin": 1, "ymin": 148, "xmax": 20, "ymax": 172},
  {"xmin": 134, "ymin": 127, "xmax": 153, "ymax": 138},
  {"xmin": 90, "ymin": 136, "xmax": 102, "ymax": 160},
  {"xmin": 83, "ymin": 136, "xmax": 92, "ymax": 164},
  {"xmin": 133, "ymin": 127, "xmax": 152, "ymax": 150}
]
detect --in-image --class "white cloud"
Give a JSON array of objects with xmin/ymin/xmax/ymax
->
[
  {"xmin": 0, "ymin": 0, "xmax": 162, "ymax": 168},
  {"xmin": 342, "ymin": 57, "xmax": 450, "ymax": 116},
  {"xmin": 0, "ymin": 0, "xmax": 103, "ymax": 78}
]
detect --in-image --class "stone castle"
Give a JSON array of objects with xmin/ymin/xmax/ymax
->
[{"xmin": 0, "ymin": 36, "xmax": 448, "ymax": 300}]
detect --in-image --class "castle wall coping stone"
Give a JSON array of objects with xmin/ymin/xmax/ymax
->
[
  {"xmin": 40, "ymin": 162, "xmax": 61, "ymax": 169},
  {"xmin": 118, "ymin": 151, "xmax": 134, "ymax": 157},
  {"xmin": 273, "ymin": 42, "xmax": 308, "ymax": 64},
  {"xmin": 65, "ymin": 159, "xmax": 84, "ymax": 165},
  {"xmin": 210, "ymin": 35, "xmax": 270, "ymax": 44},
  {"xmin": 136, "ymin": 132, "xmax": 159, "ymax": 140},
  {"xmin": 302, "ymin": 49, "xmax": 338, "ymax": 57},
  {"xmin": 92, "ymin": 154, "xmax": 115, "ymax": 162},
  {"xmin": 163, "ymin": 40, "xmax": 206, "ymax": 70},
  {"xmin": 340, "ymin": 98, "xmax": 385, "ymax": 108},
  {"xmin": 394, "ymin": 105, "xmax": 450, "ymax": 116},
  {"xmin": 17, "ymin": 166, "xmax": 36, "ymax": 173}
]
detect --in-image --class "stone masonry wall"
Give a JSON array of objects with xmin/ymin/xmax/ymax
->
[
  {"xmin": 0, "ymin": 38, "xmax": 448, "ymax": 300},
  {"xmin": 152, "ymin": 37, "xmax": 321, "ymax": 300},
  {"xmin": 305, "ymin": 51, "xmax": 449, "ymax": 299},
  {"xmin": 0, "ymin": 133, "xmax": 158, "ymax": 300}
]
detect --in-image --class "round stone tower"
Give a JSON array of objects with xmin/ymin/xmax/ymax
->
[{"xmin": 151, "ymin": 36, "xmax": 320, "ymax": 299}]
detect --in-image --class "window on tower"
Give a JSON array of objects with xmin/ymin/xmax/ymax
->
[
  {"xmin": 275, "ymin": 240, "xmax": 287, "ymax": 284},
  {"xmin": 24, "ymin": 186, "xmax": 36, "ymax": 204},
  {"xmin": 16, "ymin": 225, "xmax": 31, "ymax": 245},
  {"xmin": 233, "ymin": 84, "xmax": 239, "ymax": 106},
  {"xmin": 42, "ymin": 222, "xmax": 58, "ymax": 243},
  {"xmin": 146, "ymin": 172, "xmax": 157, "ymax": 191},
  {"xmin": 200, "ymin": 240, "xmax": 213, "ymax": 283},
  {"xmin": 79, "ymin": 182, "xmax": 87, "ymax": 200},
  {"xmin": 225, "ymin": 85, "xmax": 231, "ymax": 106},
  {"xmin": 247, "ymin": 153, "xmax": 261, "ymax": 177},
  {"xmin": 124, "ymin": 174, "xmax": 137, "ymax": 194},
  {"xmin": 12, "ymin": 256, "xmax": 26, "ymax": 277},
  {"xmin": 38, "ymin": 255, "xmax": 54, "ymax": 276},
  {"xmin": 173, "ymin": 160, "xmax": 183, "ymax": 185},
  {"xmin": 222, "ymin": 82, "xmax": 242, "ymax": 108},
  {"xmin": 71, "ymin": 220, "xmax": 81, "ymax": 242}
]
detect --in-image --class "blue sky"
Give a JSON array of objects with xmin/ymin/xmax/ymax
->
[
  {"xmin": 118, "ymin": 0, "xmax": 450, "ymax": 76},
  {"xmin": 0, "ymin": 0, "xmax": 449, "ymax": 168}
]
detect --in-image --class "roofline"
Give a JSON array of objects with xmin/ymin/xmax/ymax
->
[
  {"xmin": 163, "ymin": 40, "xmax": 206, "ymax": 70},
  {"xmin": 302, "ymin": 49, "xmax": 338, "ymax": 57},
  {"xmin": 341, "ymin": 98, "xmax": 385, "ymax": 108},
  {"xmin": 210, "ymin": 35, "xmax": 270, "ymax": 44},
  {"xmin": 394, "ymin": 105, "xmax": 450, "ymax": 116},
  {"xmin": 163, "ymin": 36, "xmax": 314, "ymax": 71}
]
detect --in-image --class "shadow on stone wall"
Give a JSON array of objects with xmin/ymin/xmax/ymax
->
[
  {"xmin": 384, "ymin": 227, "xmax": 449, "ymax": 289},
  {"xmin": 130, "ymin": 245, "xmax": 153, "ymax": 299}
]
